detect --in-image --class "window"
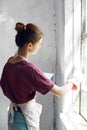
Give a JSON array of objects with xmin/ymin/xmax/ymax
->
[
  {"xmin": 60, "ymin": 1, "xmax": 87, "ymax": 129},
  {"xmin": 79, "ymin": 0, "xmax": 87, "ymax": 121}
]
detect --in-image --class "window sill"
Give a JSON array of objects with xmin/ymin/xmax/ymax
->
[{"xmin": 60, "ymin": 112, "xmax": 87, "ymax": 130}]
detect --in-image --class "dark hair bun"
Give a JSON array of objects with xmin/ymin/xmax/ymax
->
[{"xmin": 15, "ymin": 22, "xmax": 25, "ymax": 33}]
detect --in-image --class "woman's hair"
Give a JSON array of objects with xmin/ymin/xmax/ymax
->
[{"xmin": 15, "ymin": 22, "xmax": 43, "ymax": 47}]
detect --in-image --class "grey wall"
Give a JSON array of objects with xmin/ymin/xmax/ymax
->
[
  {"xmin": 53, "ymin": 0, "xmax": 66, "ymax": 130},
  {"xmin": 0, "ymin": 0, "xmax": 56, "ymax": 130}
]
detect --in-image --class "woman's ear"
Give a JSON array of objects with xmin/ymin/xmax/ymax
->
[{"xmin": 28, "ymin": 42, "xmax": 33, "ymax": 51}]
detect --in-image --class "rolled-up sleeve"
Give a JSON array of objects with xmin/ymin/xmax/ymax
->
[{"xmin": 32, "ymin": 66, "xmax": 55, "ymax": 95}]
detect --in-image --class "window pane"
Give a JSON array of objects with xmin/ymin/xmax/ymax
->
[
  {"xmin": 80, "ymin": 0, "xmax": 87, "ymax": 121},
  {"xmin": 80, "ymin": 38, "xmax": 87, "ymax": 121}
]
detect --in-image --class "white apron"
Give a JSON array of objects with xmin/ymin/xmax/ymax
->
[{"xmin": 8, "ymin": 99, "xmax": 42, "ymax": 130}]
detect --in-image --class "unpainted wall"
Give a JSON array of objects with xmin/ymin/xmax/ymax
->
[{"xmin": 0, "ymin": 0, "xmax": 56, "ymax": 130}]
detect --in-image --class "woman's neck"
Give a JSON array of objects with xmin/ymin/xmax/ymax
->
[{"xmin": 17, "ymin": 48, "xmax": 29, "ymax": 60}]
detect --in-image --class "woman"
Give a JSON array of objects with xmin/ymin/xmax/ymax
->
[{"xmin": 0, "ymin": 22, "xmax": 78, "ymax": 130}]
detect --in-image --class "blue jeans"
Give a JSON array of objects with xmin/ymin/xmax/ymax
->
[{"xmin": 8, "ymin": 110, "xmax": 28, "ymax": 130}]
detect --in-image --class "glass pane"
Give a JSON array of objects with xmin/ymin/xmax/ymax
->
[{"xmin": 80, "ymin": 38, "xmax": 87, "ymax": 121}]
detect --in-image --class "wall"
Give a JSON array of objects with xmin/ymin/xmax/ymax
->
[
  {"xmin": 0, "ymin": 0, "xmax": 56, "ymax": 130},
  {"xmin": 53, "ymin": 0, "xmax": 66, "ymax": 130}
]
